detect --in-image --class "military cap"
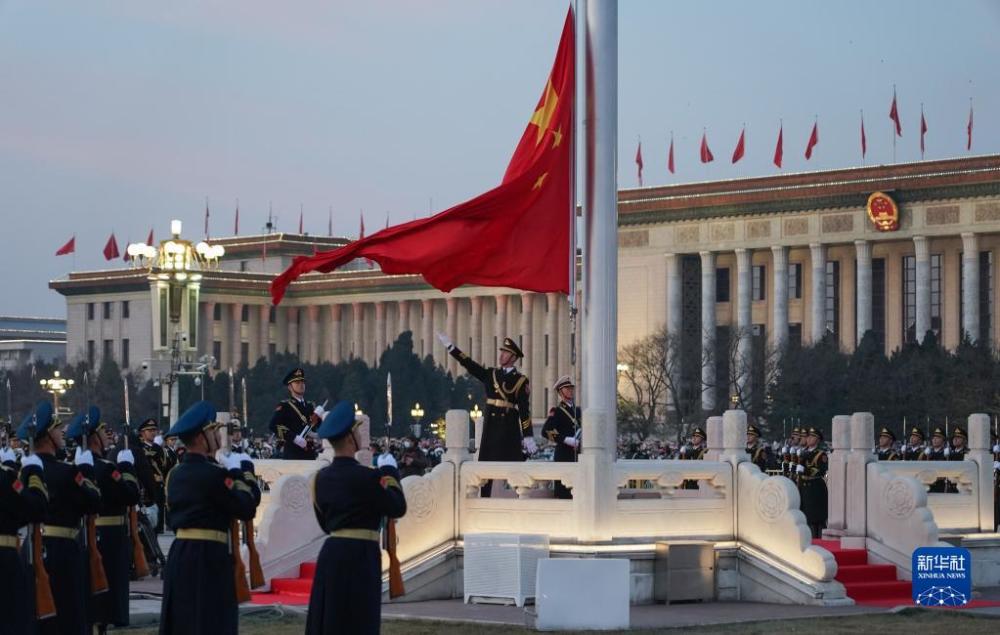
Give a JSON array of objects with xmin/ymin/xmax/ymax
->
[
  {"xmin": 316, "ymin": 401, "xmax": 361, "ymax": 441},
  {"xmin": 66, "ymin": 405, "xmax": 103, "ymax": 440},
  {"xmin": 747, "ymin": 424, "xmax": 761, "ymax": 438},
  {"xmin": 16, "ymin": 401, "xmax": 56, "ymax": 442},
  {"xmin": 499, "ymin": 337, "xmax": 524, "ymax": 359},
  {"xmin": 166, "ymin": 400, "xmax": 218, "ymax": 438},
  {"xmin": 283, "ymin": 368, "xmax": 306, "ymax": 385},
  {"xmin": 878, "ymin": 427, "xmax": 896, "ymax": 442},
  {"xmin": 553, "ymin": 375, "xmax": 575, "ymax": 392},
  {"xmin": 690, "ymin": 427, "xmax": 706, "ymax": 440},
  {"xmin": 909, "ymin": 427, "xmax": 925, "ymax": 441},
  {"xmin": 951, "ymin": 426, "xmax": 967, "ymax": 440},
  {"xmin": 931, "ymin": 426, "xmax": 946, "ymax": 439},
  {"xmin": 790, "ymin": 427, "xmax": 802, "ymax": 437},
  {"xmin": 137, "ymin": 418, "xmax": 159, "ymax": 433},
  {"xmin": 807, "ymin": 427, "xmax": 824, "ymax": 441}
]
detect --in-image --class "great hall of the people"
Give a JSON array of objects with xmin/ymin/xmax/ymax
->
[{"xmin": 51, "ymin": 154, "xmax": 1000, "ymax": 419}]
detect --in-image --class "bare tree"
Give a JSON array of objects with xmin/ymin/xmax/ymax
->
[{"xmin": 718, "ymin": 326, "xmax": 782, "ymax": 426}]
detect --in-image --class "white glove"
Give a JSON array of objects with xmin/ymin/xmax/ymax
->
[
  {"xmin": 222, "ymin": 452, "xmax": 242, "ymax": 470},
  {"xmin": 238, "ymin": 452, "xmax": 254, "ymax": 466},
  {"xmin": 923, "ymin": 447, "xmax": 931, "ymax": 455},
  {"xmin": 780, "ymin": 445, "xmax": 788, "ymax": 454},
  {"xmin": 75, "ymin": 448, "xmax": 94, "ymax": 466},
  {"xmin": 117, "ymin": 449, "xmax": 135, "ymax": 465},
  {"xmin": 943, "ymin": 447, "xmax": 951, "ymax": 457},
  {"xmin": 313, "ymin": 405, "xmax": 327, "ymax": 420},
  {"xmin": 563, "ymin": 437, "xmax": 579, "ymax": 448},
  {"xmin": 153, "ymin": 435, "xmax": 164, "ymax": 446},
  {"xmin": 293, "ymin": 434, "xmax": 308, "ymax": 449},
  {"xmin": 0, "ymin": 447, "xmax": 16, "ymax": 463},
  {"xmin": 522, "ymin": 437, "xmax": 537, "ymax": 455},
  {"xmin": 376, "ymin": 452, "xmax": 398, "ymax": 468},
  {"xmin": 796, "ymin": 464, "xmax": 805, "ymax": 474},
  {"xmin": 436, "ymin": 332, "xmax": 453, "ymax": 349},
  {"xmin": 993, "ymin": 444, "xmax": 1000, "ymax": 454},
  {"xmin": 993, "ymin": 461, "xmax": 999, "ymax": 470},
  {"xmin": 21, "ymin": 453, "xmax": 43, "ymax": 470}
]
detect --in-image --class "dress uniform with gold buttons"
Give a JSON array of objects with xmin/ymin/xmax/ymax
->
[
  {"xmin": 17, "ymin": 400, "xmax": 102, "ymax": 635},
  {"xmin": 901, "ymin": 427, "xmax": 926, "ymax": 460},
  {"xmin": 135, "ymin": 418, "xmax": 169, "ymax": 534},
  {"xmin": 158, "ymin": 401, "xmax": 261, "ymax": 635},
  {"xmin": 876, "ymin": 428, "xmax": 899, "ymax": 461},
  {"xmin": 67, "ymin": 406, "xmax": 141, "ymax": 633},
  {"xmin": 541, "ymin": 375, "xmax": 580, "ymax": 499},
  {"xmin": 305, "ymin": 401, "xmax": 407, "ymax": 635},
  {"xmin": 679, "ymin": 427, "xmax": 706, "ymax": 489},
  {"xmin": 0, "ymin": 409, "xmax": 48, "ymax": 635},
  {"xmin": 746, "ymin": 425, "xmax": 772, "ymax": 472},
  {"xmin": 920, "ymin": 427, "xmax": 954, "ymax": 493},
  {"xmin": 269, "ymin": 368, "xmax": 320, "ymax": 461},
  {"xmin": 797, "ymin": 427, "xmax": 828, "ymax": 538}
]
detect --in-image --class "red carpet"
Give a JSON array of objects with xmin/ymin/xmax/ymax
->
[
  {"xmin": 251, "ymin": 561, "xmax": 316, "ymax": 606},
  {"xmin": 813, "ymin": 539, "xmax": 914, "ymax": 607}
]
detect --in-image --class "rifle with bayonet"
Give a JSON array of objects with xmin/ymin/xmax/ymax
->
[
  {"xmin": 123, "ymin": 377, "xmax": 150, "ymax": 578},
  {"xmin": 27, "ymin": 414, "xmax": 57, "ymax": 618},
  {"xmin": 227, "ymin": 369, "xmax": 252, "ymax": 603},
  {"xmin": 242, "ymin": 376, "xmax": 265, "ymax": 589}
]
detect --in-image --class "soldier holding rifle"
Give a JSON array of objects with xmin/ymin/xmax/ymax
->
[{"xmin": 269, "ymin": 368, "xmax": 325, "ymax": 460}]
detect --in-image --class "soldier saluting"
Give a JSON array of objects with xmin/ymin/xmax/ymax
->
[
  {"xmin": 437, "ymin": 333, "xmax": 536, "ymax": 497},
  {"xmin": 269, "ymin": 368, "xmax": 326, "ymax": 460},
  {"xmin": 158, "ymin": 401, "xmax": 261, "ymax": 635}
]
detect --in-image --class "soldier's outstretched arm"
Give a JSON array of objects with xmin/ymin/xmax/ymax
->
[
  {"xmin": 447, "ymin": 346, "xmax": 489, "ymax": 384},
  {"xmin": 373, "ymin": 465, "xmax": 407, "ymax": 519}
]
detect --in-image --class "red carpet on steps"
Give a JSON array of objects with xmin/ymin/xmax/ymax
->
[
  {"xmin": 812, "ymin": 539, "xmax": 914, "ymax": 607},
  {"xmin": 251, "ymin": 561, "xmax": 316, "ymax": 606}
]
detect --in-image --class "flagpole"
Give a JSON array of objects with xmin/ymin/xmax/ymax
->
[{"xmin": 569, "ymin": 0, "xmax": 579, "ymax": 387}]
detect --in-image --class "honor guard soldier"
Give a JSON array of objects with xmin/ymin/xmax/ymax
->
[
  {"xmin": 902, "ymin": 427, "xmax": 926, "ymax": 460},
  {"xmin": 230, "ymin": 419, "xmax": 250, "ymax": 454},
  {"xmin": 746, "ymin": 425, "xmax": 772, "ymax": 472},
  {"xmin": 269, "ymin": 368, "xmax": 324, "ymax": 460},
  {"xmin": 950, "ymin": 427, "xmax": 969, "ymax": 461},
  {"xmin": 797, "ymin": 427, "xmax": 828, "ymax": 538},
  {"xmin": 67, "ymin": 406, "xmax": 140, "ymax": 634},
  {"xmin": 437, "ymin": 333, "xmax": 536, "ymax": 497},
  {"xmin": 679, "ymin": 427, "xmax": 706, "ymax": 489},
  {"xmin": 541, "ymin": 375, "xmax": 580, "ymax": 499},
  {"xmin": 158, "ymin": 401, "xmax": 261, "ymax": 635},
  {"xmin": 305, "ymin": 402, "xmax": 407, "ymax": 634},
  {"xmin": 17, "ymin": 400, "xmax": 102, "ymax": 635},
  {"xmin": 0, "ymin": 415, "xmax": 48, "ymax": 635},
  {"xmin": 135, "ymin": 419, "xmax": 169, "ymax": 534},
  {"xmin": 876, "ymin": 428, "xmax": 899, "ymax": 461},
  {"xmin": 921, "ymin": 427, "xmax": 955, "ymax": 493}
]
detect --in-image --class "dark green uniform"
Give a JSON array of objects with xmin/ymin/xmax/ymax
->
[{"xmin": 798, "ymin": 447, "xmax": 828, "ymax": 538}]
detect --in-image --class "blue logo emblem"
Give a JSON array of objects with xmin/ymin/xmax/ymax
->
[{"xmin": 911, "ymin": 547, "xmax": 972, "ymax": 607}]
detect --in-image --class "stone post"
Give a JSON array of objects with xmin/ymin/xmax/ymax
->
[
  {"xmin": 719, "ymin": 409, "xmax": 749, "ymax": 467},
  {"xmin": 966, "ymin": 413, "xmax": 994, "ymax": 532},
  {"xmin": 445, "ymin": 409, "xmax": 471, "ymax": 466},
  {"xmin": 844, "ymin": 412, "xmax": 875, "ymax": 548},
  {"xmin": 825, "ymin": 415, "xmax": 851, "ymax": 536},
  {"xmin": 705, "ymin": 415, "xmax": 724, "ymax": 461}
]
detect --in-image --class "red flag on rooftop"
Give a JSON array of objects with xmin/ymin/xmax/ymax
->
[
  {"xmin": 699, "ymin": 132, "xmax": 714, "ymax": 163},
  {"xmin": 967, "ymin": 102, "xmax": 974, "ymax": 151},
  {"xmin": 359, "ymin": 212, "xmax": 365, "ymax": 239},
  {"xmin": 235, "ymin": 202, "xmax": 240, "ymax": 235},
  {"xmin": 889, "ymin": 89, "xmax": 902, "ymax": 137},
  {"xmin": 773, "ymin": 123, "xmax": 783, "ymax": 168},
  {"xmin": 667, "ymin": 135, "xmax": 675, "ymax": 174},
  {"xmin": 271, "ymin": 8, "xmax": 575, "ymax": 305},
  {"xmin": 920, "ymin": 107, "xmax": 928, "ymax": 158},
  {"xmin": 55, "ymin": 236, "xmax": 75, "ymax": 256},
  {"xmin": 146, "ymin": 228, "xmax": 154, "ymax": 246},
  {"xmin": 635, "ymin": 141, "xmax": 643, "ymax": 186},
  {"xmin": 298, "ymin": 206, "xmax": 304, "ymax": 234},
  {"xmin": 805, "ymin": 121, "xmax": 819, "ymax": 160},
  {"xmin": 861, "ymin": 113, "xmax": 867, "ymax": 159},
  {"xmin": 204, "ymin": 199, "xmax": 210, "ymax": 238},
  {"xmin": 731, "ymin": 128, "xmax": 745, "ymax": 164},
  {"xmin": 123, "ymin": 237, "xmax": 130, "ymax": 262},
  {"xmin": 103, "ymin": 233, "xmax": 120, "ymax": 261}
]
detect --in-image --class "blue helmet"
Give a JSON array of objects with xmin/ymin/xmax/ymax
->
[
  {"xmin": 15, "ymin": 401, "xmax": 55, "ymax": 442},
  {"xmin": 166, "ymin": 400, "xmax": 217, "ymax": 438},
  {"xmin": 66, "ymin": 405, "xmax": 102, "ymax": 441},
  {"xmin": 316, "ymin": 401, "xmax": 360, "ymax": 441}
]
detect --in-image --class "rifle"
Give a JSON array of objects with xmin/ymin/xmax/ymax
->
[
  {"xmin": 385, "ymin": 518, "xmax": 405, "ymax": 599},
  {"xmin": 27, "ymin": 414, "xmax": 57, "ymax": 619},
  {"xmin": 242, "ymin": 377, "xmax": 265, "ymax": 589},
  {"xmin": 223, "ymin": 380, "xmax": 252, "ymax": 603},
  {"xmin": 81, "ymin": 409, "xmax": 109, "ymax": 596},
  {"xmin": 123, "ymin": 377, "xmax": 150, "ymax": 578}
]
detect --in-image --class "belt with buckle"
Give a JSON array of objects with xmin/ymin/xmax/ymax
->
[
  {"xmin": 0, "ymin": 534, "xmax": 18, "ymax": 549},
  {"xmin": 486, "ymin": 398, "xmax": 515, "ymax": 409},
  {"xmin": 95, "ymin": 515, "xmax": 126, "ymax": 527},
  {"xmin": 328, "ymin": 528, "xmax": 380, "ymax": 543},
  {"xmin": 176, "ymin": 528, "xmax": 228, "ymax": 545},
  {"xmin": 43, "ymin": 525, "xmax": 80, "ymax": 540}
]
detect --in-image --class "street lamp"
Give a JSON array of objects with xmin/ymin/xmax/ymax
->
[
  {"xmin": 410, "ymin": 402, "xmax": 424, "ymax": 438},
  {"xmin": 470, "ymin": 404, "xmax": 482, "ymax": 421},
  {"xmin": 39, "ymin": 370, "xmax": 74, "ymax": 418}
]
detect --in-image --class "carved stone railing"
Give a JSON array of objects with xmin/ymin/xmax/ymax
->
[
  {"xmin": 391, "ymin": 462, "xmax": 456, "ymax": 564},
  {"xmin": 877, "ymin": 461, "xmax": 980, "ymax": 532}
]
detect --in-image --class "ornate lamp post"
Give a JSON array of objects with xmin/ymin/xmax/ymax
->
[
  {"xmin": 128, "ymin": 220, "xmax": 224, "ymax": 424},
  {"xmin": 410, "ymin": 402, "xmax": 424, "ymax": 439},
  {"xmin": 39, "ymin": 370, "xmax": 74, "ymax": 419}
]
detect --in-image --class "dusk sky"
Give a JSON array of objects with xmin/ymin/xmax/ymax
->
[{"xmin": 1, "ymin": 0, "xmax": 997, "ymax": 315}]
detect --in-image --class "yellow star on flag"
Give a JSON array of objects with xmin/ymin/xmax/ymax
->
[
  {"xmin": 533, "ymin": 172, "xmax": 549, "ymax": 190},
  {"xmin": 552, "ymin": 126, "xmax": 563, "ymax": 148},
  {"xmin": 529, "ymin": 79, "xmax": 559, "ymax": 146}
]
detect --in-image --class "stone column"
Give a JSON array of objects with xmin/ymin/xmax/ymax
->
[
  {"xmin": 545, "ymin": 293, "xmax": 559, "ymax": 411},
  {"xmin": 199, "ymin": 301, "xmax": 215, "ymax": 358},
  {"xmin": 825, "ymin": 415, "xmax": 851, "ymax": 535},
  {"xmin": 255, "ymin": 304, "xmax": 268, "ymax": 362},
  {"xmin": 398, "ymin": 300, "xmax": 410, "ymax": 335},
  {"xmin": 495, "ymin": 294, "xmax": 509, "ymax": 352},
  {"xmin": 845, "ymin": 412, "xmax": 875, "ymax": 546},
  {"xmin": 375, "ymin": 301, "xmax": 387, "ymax": 362},
  {"xmin": 809, "ymin": 243, "xmax": 826, "ymax": 344},
  {"xmin": 665, "ymin": 254, "xmax": 681, "ymax": 411},
  {"xmin": 913, "ymin": 236, "xmax": 931, "ymax": 343},
  {"xmin": 519, "ymin": 293, "xmax": 533, "ymax": 384},
  {"xmin": 470, "ymin": 296, "xmax": 483, "ymax": 363},
  {"xmin": 700, "ymin": 251, "xmax": 716, "ymax": 412},
  {"xmin": 855, "ymin": 240, "xmax": 872, "ymax": 345},
  {"xmin": 285, "ymin": 307, "xmax": 299, "ymax": 357},
  {"xmin": 446, "ymin": 297, "xmax": 459, "ymax": 374},
  {"xmin": 962, "ymin": 232, "xmax": 980, "ymax": 342},
  {"xmin": 229, "ymin": 303, "xmax": 243, "ymax": 368},
  {"xmin": 306, "ymin": 304, "xmax": 320, "ymax": 364},
  {"xmin": 352, "ymin": 302, "xmax": 364, "ymax": 360},
  {"xmin": 771, "ymin": 245, "xmax": 789, "ymax": 350},
  {"xmin": 421, "ymin": 299, "xmax": 434, "ymax": 360},
  {"xmin": 329, "ymin": 304, "xmax": 342, "ymax": 363},
  {"xmin": 966, "ymin": 413, "xmax": 994, "ymax": 532},
  {"xmin": 705, "ymin": 415, "xmax": 724, "ymax": 461},
  {"xmin": 735, "ymin": 248, "xmax": 752, "ymax": 398}
]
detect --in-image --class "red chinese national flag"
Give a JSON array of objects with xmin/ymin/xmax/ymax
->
[
  {"xmin": 889, "ymin": 90, "xmax": 902, "ymax": 137},
  {"xmin": 635, "ymin": 141, "xmax": 643, "ymax": 186},
  {"xmin": 920, "ymin": 109, "xmax": 928, "ymax": 158},
  {"xmin": 699, "ymin": 132, "xmax": 714, "ymax": 163},
  {"xmin": 805, "ymin": 122, "xmax": 819, "ymax": 160},
  {"xmin": 731, "ymin": 128, "xmax": 745, "ymax": 164},
  {"xmin": 861, "ymin": 114, "xmax": 867, "ymax": 159},
  {"xmin": 270, "ymin": 8, "xmax": 575, "ymax": 305},
  {"xmin": 773, "ymin": 124, "xmax": 783, "ymax": 168},
  {"xmin": 103, "ymin": 233, "xmax": 120, "ymax": 261},
  {"xmin": 55, "ymin": 235, "xmax": 75, "ymax": 256},
  {"xmin": 146, "ymin": 228, "xmax": 154, "ymax": 246},
  {"xmin": 667, "ymin": 137, "xmax": 675, "ymax": 174}
]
